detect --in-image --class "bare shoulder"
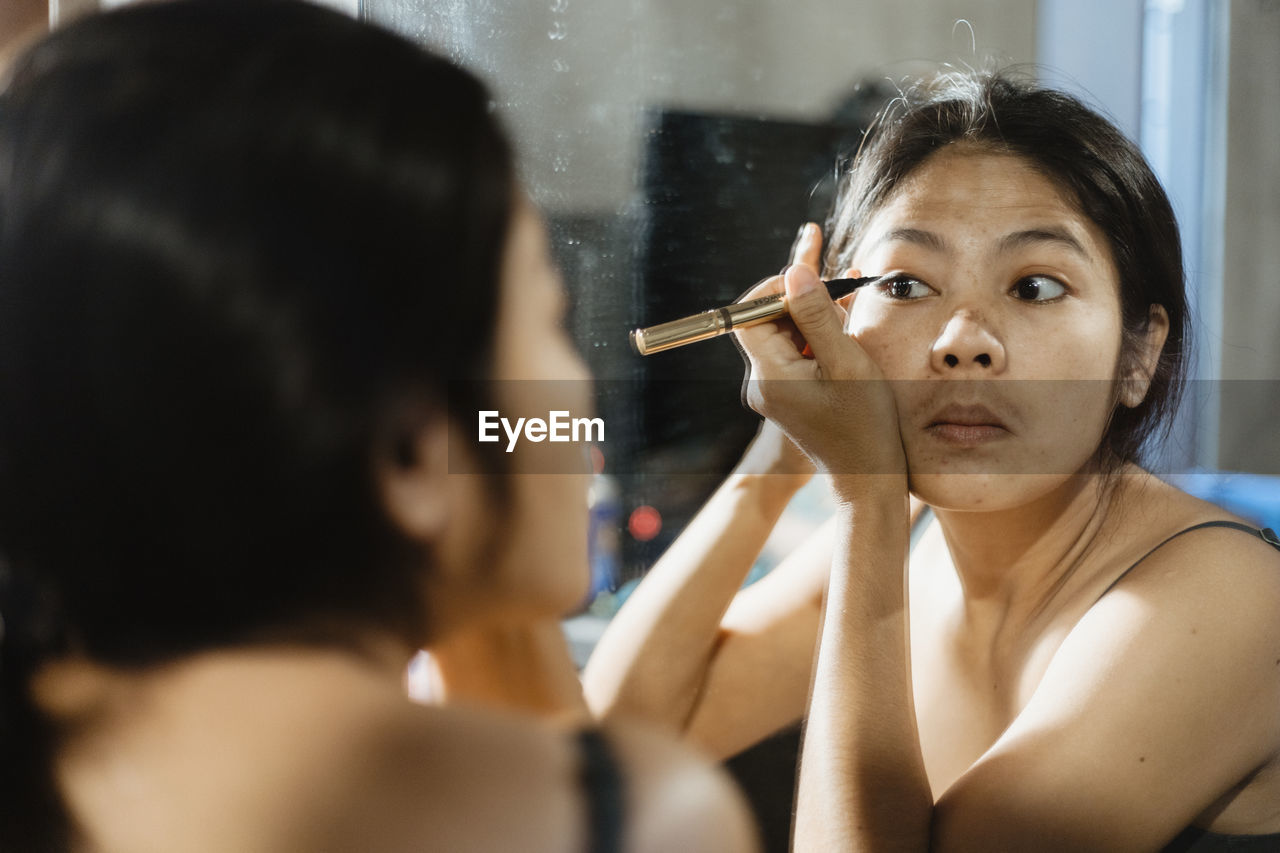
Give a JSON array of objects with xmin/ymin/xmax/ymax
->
[
  {"xmin": 263, "ymin": 691, "xmax": 759, "ymax": 852},
  {"xmin": 932, "ymin": 499, "xmax": 1280, "ymax": 845},
  {"xmin": 1106, "ymin": 472, "xmax": 1280, "ymax": 616},
  {"xmin": 602, "ymin": 719, "xmax": 761, "ymax": 853},
  {"xmin": 1091, "ymin": 474, "xmax": 1280, "ymax": 715},
  {"xmin": 59, "ymin": 650, "xmax": 757, "ymax": 852}
]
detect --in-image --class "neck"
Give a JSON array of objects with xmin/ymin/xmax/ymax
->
[
  {"xmin": 33, "ymin": 630, "xmax": 418, "ymax": 728},
  {"xmin": 427, "ymin": 619, "xmax": 589, "ymax": 725},
  {"xmin": 932, "ymin": 473, "xmax": 1118, "ymax": 622}
]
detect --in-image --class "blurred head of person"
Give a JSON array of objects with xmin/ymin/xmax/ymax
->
[{"xmin": 0, "ymin": 0, "xmax": 592, "ymax": 847}]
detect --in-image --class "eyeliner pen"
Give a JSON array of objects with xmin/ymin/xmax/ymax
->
[{"xmin": 629, "ymin": 275, "xmax": 883, "ymax": 356}]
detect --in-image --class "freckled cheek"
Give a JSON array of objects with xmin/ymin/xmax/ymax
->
[
  {"xmin": 1006, "ymin": 329, "xmax": 1119, "ymax": 380},
  {"xmin": 846, "ymin": 303, "xmax": 925, "ymax": 378}
]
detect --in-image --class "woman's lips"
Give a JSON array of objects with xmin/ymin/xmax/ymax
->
[
  {"xmin": 926, "ymin": 423, "xmax": 1009, "ymax": 445},
  {"xmin": 924, "ymin": 404, "xmax": 1010, "ymax": 447}
]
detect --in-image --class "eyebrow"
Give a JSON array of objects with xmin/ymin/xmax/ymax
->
[
  {"xmin": 875, "ymin": 228, "xmax": 949, "ymax": 253},
  {"xmin": 872, "ymin": 225, "xmax": 1092, "ymax": 259},
  {"xmin": 996, "ymin": 226, "xmax": 1090, "ymax": 258}
]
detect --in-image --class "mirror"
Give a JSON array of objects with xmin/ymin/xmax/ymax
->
[
  {"xmin": 361, "ymin": 1, "xmax": 1280, "ymax": 630},
  {"xmin": 363, "ymin": 0, "xmax": 1037, "ymax": 587}
]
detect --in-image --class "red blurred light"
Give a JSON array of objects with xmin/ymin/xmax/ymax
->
[{"xmin": 628, "ymin": 505, "xmax": 662, "ymax": 541}]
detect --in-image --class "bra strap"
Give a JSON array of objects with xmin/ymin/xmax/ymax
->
[
  {"xmin": 1097, "ymin": 521, "xmax": 1280, "ymax": 603},
  {"xmin": 576, "ymin": 728, "xmax": 624, "ymax": 853}
]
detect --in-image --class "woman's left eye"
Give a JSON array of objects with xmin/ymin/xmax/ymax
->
[{"xmin": 1010, "ymin": 275, "xmax": 1067, "ymax": 302}]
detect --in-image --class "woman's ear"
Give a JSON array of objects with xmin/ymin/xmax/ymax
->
[
  {"xmin": 1119, "ymin": 304, "xmax": 1170, "ymax": 408},
  {"xmin": 377, "ymin": 420, "xmax": 453, "ymax": 543}
]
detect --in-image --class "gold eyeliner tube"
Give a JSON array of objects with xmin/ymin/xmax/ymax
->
[{"xmin": 629, "ymin": 276, "xmax": 878, "ymax": 356}]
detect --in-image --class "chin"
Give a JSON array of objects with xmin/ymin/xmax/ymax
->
[{"xmin": 908, "ymin": 471, "xmax": 1093, "ymax": 513}]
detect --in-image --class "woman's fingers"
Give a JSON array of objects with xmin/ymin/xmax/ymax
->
[
  {"xmin": 734, "ymin": 265, "xmax": 857, "ymax": 373},
  {"xmin": 780, "ymin": 265, "xmax": 857, "ymax": 375},
  {"xmin": 733, "ymin": 274, "xmax": 805, "ymax": 364},
  {"xmin": 733, "ymin": 262, "xmax": 905, "ymax": 476},
  {"xmin": 788, "ymin": 222, "xmax": 824, "ymax": 273}
]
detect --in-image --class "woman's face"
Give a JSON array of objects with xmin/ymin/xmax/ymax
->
[
  {"xmin": 844, "ymin": 146, "xmax": 1140, "ymax": 511},
  {"xmin": 407, "ymin": 197, "xmax": 592, "ymax": 639},
  {"xmin": 477, "ymin": 196, "xmax": 595, "ymax": 617}
]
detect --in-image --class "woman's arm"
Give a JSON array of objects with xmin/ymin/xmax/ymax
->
[
  {"xmin": 583, "ymin": 225, "xmax": 837, "ymax": 757},
  {"xmin": 584, "ymin": 222, "xmax": 914, "ymax": 763},
  {"xmin": 581, "ymin": 430, "xmax": 827, "ymax": 755},
  {"xmin": 793, "ymin": 487, "xmax": 930, "ymax": 850},
  {"xmin": 730, "ymin": 261, "xmax": 930, "ymax": 849}
]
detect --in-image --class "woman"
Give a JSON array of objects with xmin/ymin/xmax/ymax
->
[
  {"xmin": 585, "ymin": 71, "xmax": 1280, "ymax": 850},
  {"xmin": 0, "ymin": 2, "xmax": 757, "ymax": 851}
]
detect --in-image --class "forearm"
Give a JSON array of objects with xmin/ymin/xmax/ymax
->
[
  {"xmin": 794, "ymin": 485, "xmax": 932, "ymax": 852},
  {"xmin": 582, "ymin": 469, "xmax": 801, "ymax": 730}
]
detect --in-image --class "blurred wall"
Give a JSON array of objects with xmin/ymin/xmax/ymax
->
[{"xmin": 370, "ymin": 0, "xmax": 1037, "ymax": 213}]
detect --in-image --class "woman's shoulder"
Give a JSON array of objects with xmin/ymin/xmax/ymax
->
[
  {"xmin": 51, "ymin": 649, "xmax": 757, "ymax": 852},
  {"xmin": 592, "ymin": 717, "xmax": 761, "ymax": 853},
  {"xmin": 221, "ymin": 661, "xmax": 759, "ymax": 853},
  {"xmin": 1095, "ymin": 470, "xmax": 1280, "ymax": 633},
  {"xmin": 1043, "ymin": 473, "xmax": 1280, "ymax": 836},
  {"xmin": 295, "ymin": 692, "xmax": 759, "ymax": 853},
  {"xmin": 1106, "ymin": 470, "xmax": 1280, "ymax": 584}
]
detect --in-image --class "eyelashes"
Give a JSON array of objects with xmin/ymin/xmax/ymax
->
[
  {"xmin": 875, "ymin": 274, "xmax": 933, "ymax": 300},
  {"xmin": 872, "ymin": 273, "xmax": 1069, "ymax": 303},
  {"xmin": 1010, "ymin": 274, "xmax": 1067, "ymax": 302}
]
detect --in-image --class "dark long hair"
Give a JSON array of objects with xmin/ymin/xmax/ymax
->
[
  {"xmin": 0, "ymin": 1, "xmax": 514, "ymax": 847},
  {"xmin": 826, "ymin": 69, "xmax": 1189, "ymax": 469}
]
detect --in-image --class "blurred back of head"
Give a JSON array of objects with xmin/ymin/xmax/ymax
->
[{"xmin": 0, "ymin": 2, "xmax": 512, "ymax": 845}]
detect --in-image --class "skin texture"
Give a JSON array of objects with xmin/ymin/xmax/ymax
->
[
  {"xmin": 35, "ymin": 200, "xmax": 759, "ymax": 853},
  {"xmin": 585, "ymin": 148, "xmax": 1280, "ymax": 850}
]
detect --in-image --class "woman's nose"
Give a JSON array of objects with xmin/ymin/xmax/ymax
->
[{"xmin": 929, "ymin": 311, "xmax": 1006, "ymax": 373}]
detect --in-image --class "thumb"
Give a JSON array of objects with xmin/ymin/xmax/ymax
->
[{"xmin": 784, "ymin": 264, "xmax": 851, "ymax": 369}]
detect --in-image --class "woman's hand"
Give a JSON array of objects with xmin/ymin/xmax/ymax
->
[
  {"xmin": 731, "ymin": 224, "xmax": 821, "ymax": 488},
  {"xmin": 733, "ymin": 225, "xmax": 906, "ymax": 501}
]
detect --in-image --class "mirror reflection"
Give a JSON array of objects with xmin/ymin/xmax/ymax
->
[{"xmin": 364, "ymin": 0, "xmax": 1278, "ymax": 618}]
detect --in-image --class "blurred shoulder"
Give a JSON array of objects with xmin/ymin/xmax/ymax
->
[
  {"xmin": 275, "ymin": 695, "xmax": 581, "ymax": 852},
  {"xmin": 271, "ymin": 692, "xmax": 759, "ymax": 853},
  {"xmin": 602, "ymin": 718, "xmax": 760, "ymax": 853}
]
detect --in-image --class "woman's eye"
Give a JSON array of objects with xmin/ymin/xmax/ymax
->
[
  {"xmin": 876, "ymin": 275, "xmax": 933, "ymax": 300},
  {"xmin": 1011, "ymin": 275, "xmax": 1067, "ymax": 302}
]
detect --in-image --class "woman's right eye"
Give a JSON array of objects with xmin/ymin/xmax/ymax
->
[{"xmin": 875, "ymin": 275, "xmax": 933, "ymax": 300}]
